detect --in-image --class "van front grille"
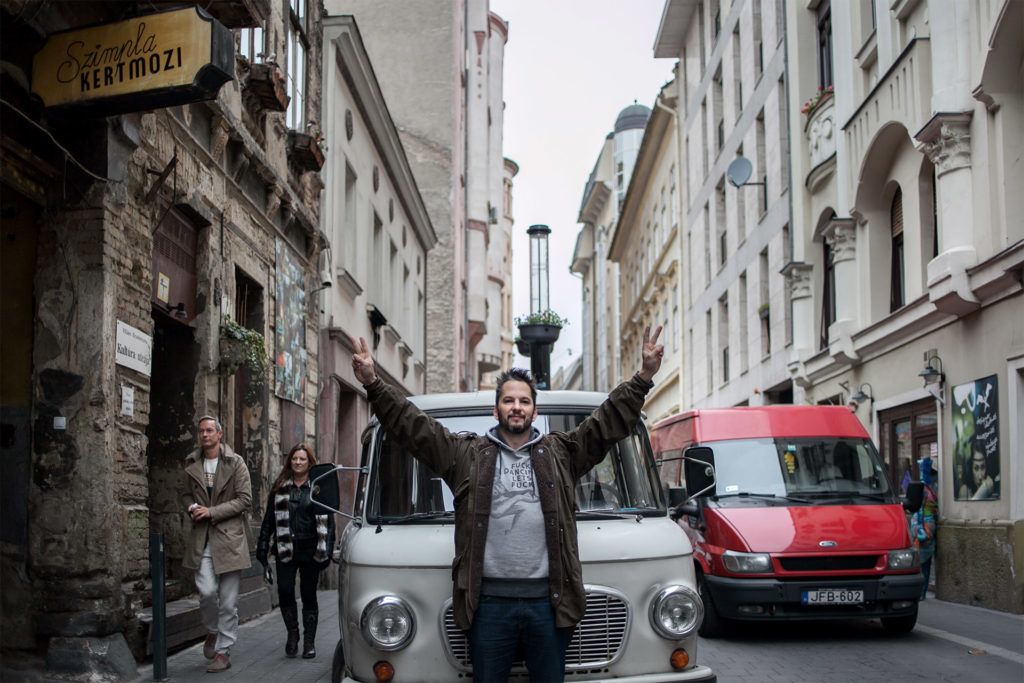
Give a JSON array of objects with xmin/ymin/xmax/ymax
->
[
  {"xmin": 779, "ymin": 555, "xmax": 880, "ymax": 571},
  {"xmin": 442, "ymin": 589, "xmax": 630, "ymax": 672}
]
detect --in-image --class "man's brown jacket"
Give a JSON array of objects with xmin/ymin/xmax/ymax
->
[{"xmin": 365, "ymin": 374, "xmax": 652, "ymax": 630}]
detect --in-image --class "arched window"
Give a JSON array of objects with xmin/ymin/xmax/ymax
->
[{"xmin": 890, "ymin": 187, "xmax": 905, "ymax": 311}]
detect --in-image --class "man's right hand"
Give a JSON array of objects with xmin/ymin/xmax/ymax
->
[{"xmin": 351, "ymin": 336, "xmax": 377, "ymax": 385}]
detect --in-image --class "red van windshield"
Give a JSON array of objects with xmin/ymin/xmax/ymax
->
[{"xmin": 706, "ymin": 437, "xmax": 894, "ymax": 502}]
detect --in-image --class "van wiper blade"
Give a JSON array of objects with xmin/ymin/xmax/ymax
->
[
  {"xmin": 804, "ymin": 491, "xmax": 891, "ymax": 502},
  {"xmin": 576, "ymin": 508, "xmax": 630, "ymax": 519},
  {"xmin": 714, "ymin": 492, "xmax": 816, "ymax": 504},
  {"xmin": 383, "ymin": 511, "xmax": 454, "ymax": 524}
]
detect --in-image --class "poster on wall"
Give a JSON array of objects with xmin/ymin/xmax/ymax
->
[
  {"xmin": 952, "ymin": 375, "xmax": 999, "ymax": 501},
  {"xmin": 275, "ymin": 238, "xmax": 306, "ymax": 405}
]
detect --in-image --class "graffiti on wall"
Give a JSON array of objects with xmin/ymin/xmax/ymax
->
[{"xmin": 274, "ymin": 238, "xmax": 306, "ymax": 405}]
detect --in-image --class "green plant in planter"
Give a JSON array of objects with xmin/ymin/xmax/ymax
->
[
  {"xmin": 219, "ymin": 317, "xmax": 269, "ymax": 388},
  {"xmin": 514, "ymin": 309, "xmax": 569, "ymax": 328}
]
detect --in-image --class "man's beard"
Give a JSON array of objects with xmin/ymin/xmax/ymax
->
[{"xmin": 500, "ymin": 413, "xmax": 533, "ymax": 435}]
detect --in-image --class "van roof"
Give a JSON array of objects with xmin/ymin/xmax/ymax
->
[
  {"xmin": 404, "ymin": 389, "xmax": 610, "ymax": 413},
  {"xmin": 651, "ymin": 405, "xmax": 869, "ymax": 445}
]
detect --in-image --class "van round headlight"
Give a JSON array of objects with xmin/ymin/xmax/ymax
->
[
  {"xmin": 649, "ymin": 586, "xmax": 703, "ymax": 639},
  {"xmin": 360, "ymin": 596, "xmax": 416, "ymax": 651}
]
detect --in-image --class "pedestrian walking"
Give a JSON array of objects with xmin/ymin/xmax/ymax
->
[
  {"xmin": 256, "ymin": 443, "xmax": 335, "ymax": 659},
  {"xmin": 350, "ymin": 324, "xmax": 664, "ymax": 683},
  {"xmin": 911, "ymin": 456, "xmax": 938, "ymax": 599},
  {"xmin": 181, "ymin": 416, "xmax": 253, "ymax": 673}
]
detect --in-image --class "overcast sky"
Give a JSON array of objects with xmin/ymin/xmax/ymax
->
[{"xmin": 492, "ymin": 0, "xmax": 675, "ymax": 376}]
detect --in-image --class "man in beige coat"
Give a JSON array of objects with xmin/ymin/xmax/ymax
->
[{"xmin": 182, "ymin": 416, "xmax": 252, "ymax": 673}]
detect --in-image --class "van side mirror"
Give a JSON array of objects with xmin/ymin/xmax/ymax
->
[
  {"xmin": 683, "ymin": 446, "xmax": 716, "ymax": 500},
  {"xmin": 310, "ymin": 463, "xmax": 364, "ymax": 520},
  {"xmin": 903, "ymin": 481, "xmax": 924, "ymax": 513}
]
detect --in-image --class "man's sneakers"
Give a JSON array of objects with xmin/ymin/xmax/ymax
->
[
  {"xmin": 207, "ymin": 653, "xmax": 231, "ymax": 673},
  {"xmin": 203, "ymin": 633, "xmax": 218, "ymax": 660}
]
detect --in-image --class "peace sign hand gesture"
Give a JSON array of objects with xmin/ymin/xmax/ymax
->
[
  {"xmin": 351, "ymin": 336, "xmax": 378, "ymax": 386},
  {"xmin": 638, "ymin": 325, "xmax": 664, "ymax": 384}
]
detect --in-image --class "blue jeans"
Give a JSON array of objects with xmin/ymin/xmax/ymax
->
[{"xmin": 469, "ymin": 595, "xmax": 573, "ymax": 682}]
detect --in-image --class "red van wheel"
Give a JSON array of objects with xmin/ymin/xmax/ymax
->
[
  {"xmin": 697, "ymin": 572, "xmax": 729, "ymax": 638},
  {"xmin": 881, "ymin": 603, "xmax": 918, "ymax": 635}
]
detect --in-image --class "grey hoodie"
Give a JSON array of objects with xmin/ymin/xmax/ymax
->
[{"xmin": 482, "ymin": 426, "xmax": 548, "ymax": 590}]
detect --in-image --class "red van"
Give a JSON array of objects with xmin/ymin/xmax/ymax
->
[{"xmin": 651, "ymin": 406, "xmax": 924, "ymax": 636}]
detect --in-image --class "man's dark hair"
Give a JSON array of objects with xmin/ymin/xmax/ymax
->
[{"xmin": 494, "ymin": 367, "xmax": 537, "ymax": 406}]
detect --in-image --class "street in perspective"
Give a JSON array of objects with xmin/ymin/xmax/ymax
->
[{"xmin": 0, "ymin": 0, "xmax": 1022, "ymax": 682}]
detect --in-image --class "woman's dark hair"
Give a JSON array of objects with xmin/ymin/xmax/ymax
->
[
  {"xmin": 494, "ymin": 367, "xmax": 537, "ymax": 406},
  {"xmin": 271, "ymin": 442, "xmax": 318, "ymax": 492}
]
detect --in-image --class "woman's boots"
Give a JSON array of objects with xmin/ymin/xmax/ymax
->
[
  {"xmin": 302, "ymin": 609, "xmax": 318, "ymax": 658},
  {"xmin": 281, "ymin": 605, "xmax": 300, "ymax": 658}
]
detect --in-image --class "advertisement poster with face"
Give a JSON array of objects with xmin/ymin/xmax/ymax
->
[{"xmin": 952, "ymin": 375, "xmax": 999, "ymax": 501}]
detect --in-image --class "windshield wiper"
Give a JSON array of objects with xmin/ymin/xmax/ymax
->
[
  {"xmin": 382, "ymin": 511, "xmax": 454, "ymax": 524},
  {"xmin": 798, "ymin": 491, "xmax": 891, "ymax": 502},
  {"xmin": 576, "ymin": 507, "xmax": 630, "ymax": 519},
  {"xmin": 714, "ymin": 492, "xmax": 816, "ymax": 504}
]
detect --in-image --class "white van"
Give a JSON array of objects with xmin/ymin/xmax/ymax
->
[{"xmin": 313, "ymin": 389, "xmax": 717, "ymax": 683}]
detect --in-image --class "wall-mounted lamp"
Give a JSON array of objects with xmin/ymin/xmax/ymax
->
[
  {"xmin": 919, "ymin": 354, "xmax": 945, "ymax": 404},
  {"xmin": 918, "ymin": 355, "xmax": 944, "ymax": 386},
  {"xmin": 850, "ymin": 383, "xmax": 873, "ymax": 404}
]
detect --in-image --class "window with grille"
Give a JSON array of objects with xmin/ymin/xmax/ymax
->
[
  {"xmin": 890, "ymin": 187, "xmax": 905, "ymax": 312},
  {"xmin": 240, "ymin": 25, "xmax": 264, "ymax": 63}
]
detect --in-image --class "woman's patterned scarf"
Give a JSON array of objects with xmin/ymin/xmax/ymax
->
[{"xmin": 273, "ymin": 480, "xmax": 330, "ymax": 564}]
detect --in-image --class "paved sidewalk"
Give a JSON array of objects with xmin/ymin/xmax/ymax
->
[
  {"xmin": 135, "ymin": 592, "xmax": 337, "ymax": 683},
  {"xmin": 125, "ymin": 590, "xmax": 1022, "ymax": 683}
]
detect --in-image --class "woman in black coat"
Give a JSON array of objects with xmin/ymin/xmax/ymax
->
[{"xmin": 257, "ymin": 443, "xmax": 335, "ymax": 658}]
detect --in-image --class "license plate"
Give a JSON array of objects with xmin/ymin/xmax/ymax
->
[{"xmin": 801, "ymin": 589, "xmax": 864, "ymax": 605}]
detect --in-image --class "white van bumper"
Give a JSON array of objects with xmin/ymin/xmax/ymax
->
[{"xmin": 342, "ymin": 664, "xmax": 716, "ymax": 683}]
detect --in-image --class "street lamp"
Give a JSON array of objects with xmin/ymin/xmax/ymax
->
[{"xmin": 528, "ymin": 224, "xmax": 550, "ymax": 315}]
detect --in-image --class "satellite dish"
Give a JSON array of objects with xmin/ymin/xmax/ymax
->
[{"xmin": 726, "ymin": 156, "xmax": 753, "ymax": 188}]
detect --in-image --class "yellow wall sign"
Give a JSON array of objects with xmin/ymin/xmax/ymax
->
[{"xmin": 32, "ymin": 7, "xmax": 233, "ymax": 115}]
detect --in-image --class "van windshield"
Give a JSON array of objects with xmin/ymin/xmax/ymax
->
[
  {"xmin": 708, "ymin": 437, "xmax": 894, "ymax": 503},
  {"xmin": 368, "ymin": 412, "xmax": 664, "ymax": 523}
]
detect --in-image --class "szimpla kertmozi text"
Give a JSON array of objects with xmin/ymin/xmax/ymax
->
[{"xmin": 55, "ymin": 21, "xmax": 184, "ymax": 93}]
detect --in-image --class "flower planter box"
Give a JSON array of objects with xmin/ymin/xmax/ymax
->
[
  {"xmin": 518, "ymin": 323, "xmax": 561, "ymax": 346},
  {"xmin": 244, "ymin": 62, "xmax": 289, "ymax": 112},
  {"xmin": 288, "ymin": 131, "xmax": 325, "ymax": 172}
]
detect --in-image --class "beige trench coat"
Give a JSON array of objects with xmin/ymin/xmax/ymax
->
[{"xmin": 181, "ymin": 444, "xmax": 253, "ymax": 574}]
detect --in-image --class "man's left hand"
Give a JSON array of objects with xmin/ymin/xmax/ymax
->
[{"xmin": 638, "ymin": 325, "xmax": 664, "ymax": 384}]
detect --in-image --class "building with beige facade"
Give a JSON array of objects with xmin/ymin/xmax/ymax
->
[
  {"xmin": 609, "ymin": 82, "xmax": 683, "ymax": 424},
  {"xmin": 317, "ymin": 15, "xmax": 436, "ymax": 517},
  {"xmin": 655, "ymin": 0, "xmax": 795, "ymax": 410},
  {"xmin": 324, "ymin": 0, "xmax": 515, "ymax": 392},
  {"xmin": 785, "ymin": 0, "xmax": 1023, "ymax": 612},
  {"xmin": 572, "ymin": 104, "xmax": 651, "ymax": 392}
]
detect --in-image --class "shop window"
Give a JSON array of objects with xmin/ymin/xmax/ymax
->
[{"xmin": 879, "ymin": 398, "xmax": 937, "ymax": 490}]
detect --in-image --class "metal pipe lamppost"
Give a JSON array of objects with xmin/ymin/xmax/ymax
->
[{"xmin": 519, "ymin": 224, "xmax": 561, "ymax": 389}]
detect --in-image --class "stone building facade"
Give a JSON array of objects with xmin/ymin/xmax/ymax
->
[
  {"xmin": 325, "ymin": 0, "xmax": 514, "ymax": 392},
  {"xmin": 654, "ymin": 0, "xmax": 795, "ymax": 411},
  {"xmin": 0, "ymin": 0, "xmax": 325, "ymax": 675},
  {"xmin": 785, "ymin": 0, "xmax": 1023, "ymax": 612},
  {"xmin": 316, "ymin": 14, "xmax": 436, "ymax": 528}
]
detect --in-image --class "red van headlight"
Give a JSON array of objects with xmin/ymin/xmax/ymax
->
[{"xmin": 722, "ymin": 550, "xmax": 771, "ymax": 573}]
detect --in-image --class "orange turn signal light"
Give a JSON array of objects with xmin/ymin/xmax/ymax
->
[
  {"xmin": 670, "ymin": 648, "xmax": 690, "ymax": 670},
  {"xmin": 373, "ymin": 660, "xmax": 395, "ymax": 682}
]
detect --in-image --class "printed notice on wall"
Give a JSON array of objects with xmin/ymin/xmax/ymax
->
[
  {"xmin": 121, "ymin": 385, "xmax": 135, "ymax": 417},
  {"xmin": 116, "ymin": 320, "xmax": 152, "ymax": 377}
]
